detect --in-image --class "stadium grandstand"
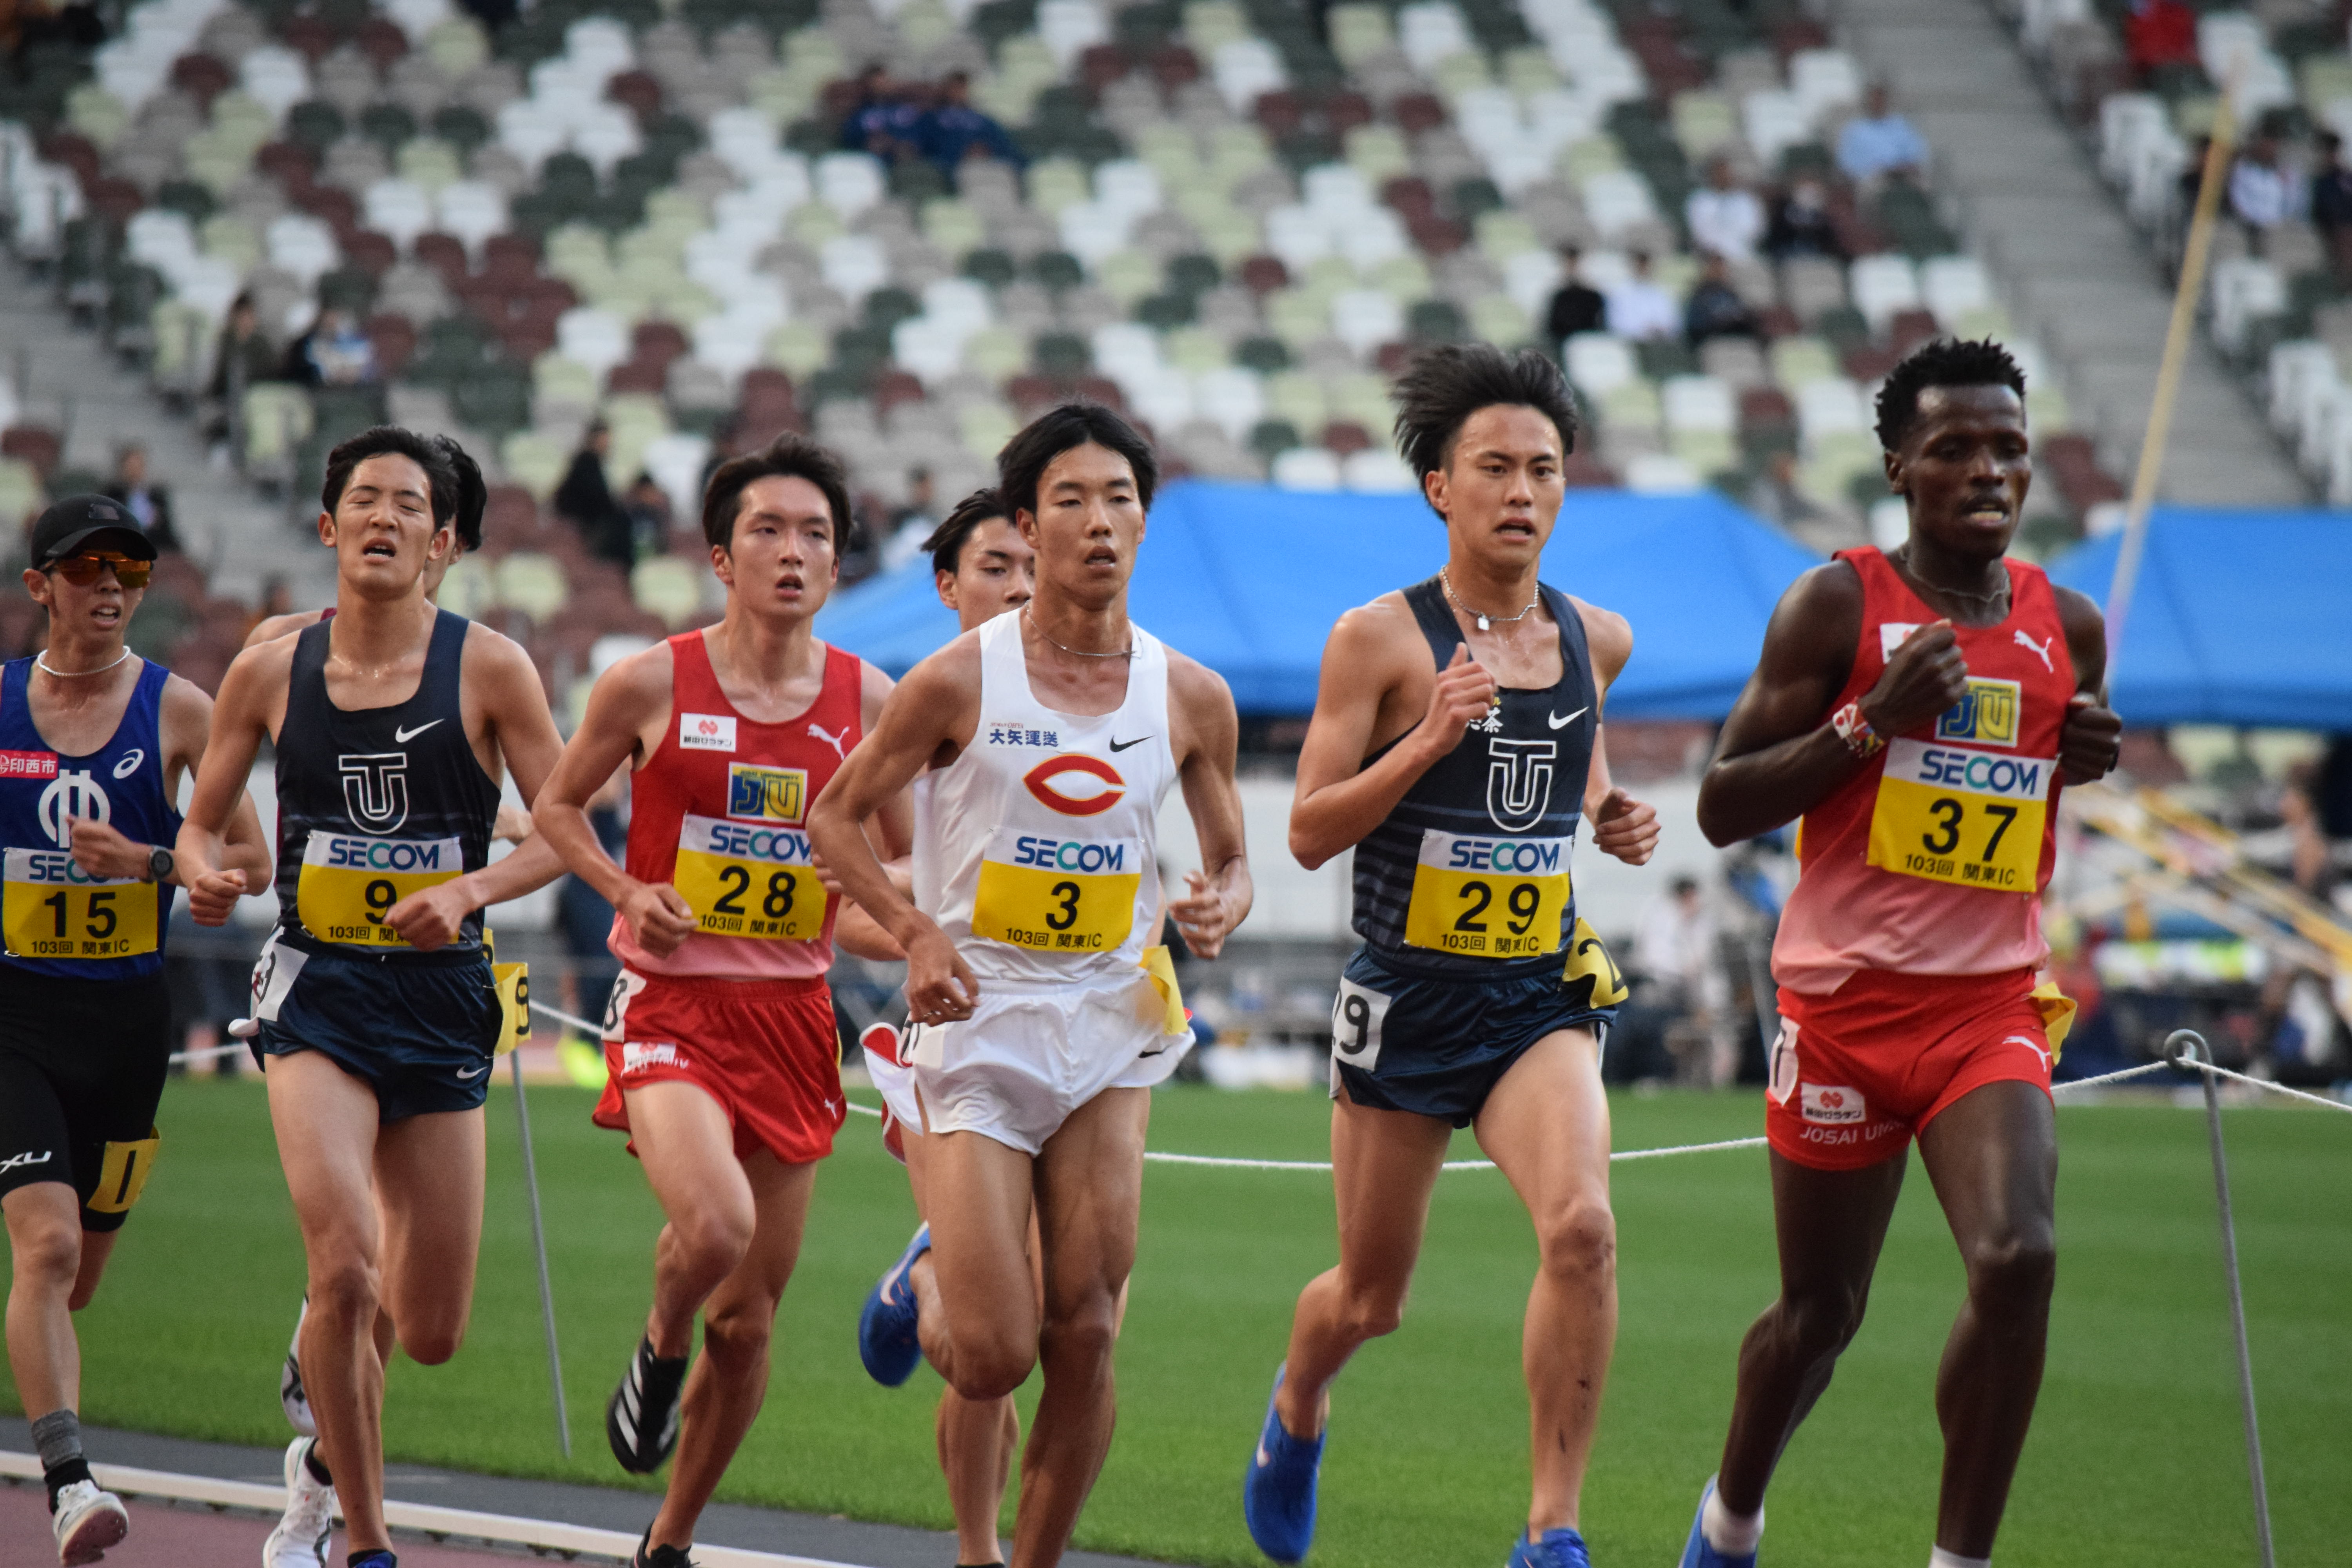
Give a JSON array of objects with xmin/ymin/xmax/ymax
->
[{"xmin": 13, "ymin": 0, "xmax": 2318, "ymax": 724}]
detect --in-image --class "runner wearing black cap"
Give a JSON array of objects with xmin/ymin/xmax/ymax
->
[{"xmin": 3, "ymin": 496, "xmax": 270, "ymax": 1566}]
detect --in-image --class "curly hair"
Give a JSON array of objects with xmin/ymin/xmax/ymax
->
[
  {"xmin": 1873, "ymin": 337, "xmax": 2027, "ymax": 453},
  {"xmin": 1390, "ymin": 343, "xmax": 1579, "ymax": 488}
]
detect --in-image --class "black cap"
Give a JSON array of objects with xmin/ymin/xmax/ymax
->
[{"xmin": 29, "ymin": 495, "xmax": 158, "ymax": 568}]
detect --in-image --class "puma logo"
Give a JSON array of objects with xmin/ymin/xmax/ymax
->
[
  {"xmin": 807, "ymin": 722, "xmax": 850, "ymax": 761},
  {"xmin": 2005, "ymin": 1034, "xmax": 2051, "ymax": 1071},
  {"xmin": 2012, "ymin": 629, "xmax": 2054, "ymax": 673}
]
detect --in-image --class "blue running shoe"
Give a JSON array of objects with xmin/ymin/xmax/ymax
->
[
  {"xmin": 1679, "ymin": 1477, "xmax": 1757, "ymax": 1568},
  {"xmin": 1508, "ymin": 1526, "xmax": 1591, "ymax": 1568},
  {"xmin": 1241, "ymin": 1367, "xmax": 1323, "ymax": 1564},
  {"xmin": 857, "ymin": 1223, "xmax": 931, "ymax": 1387}
]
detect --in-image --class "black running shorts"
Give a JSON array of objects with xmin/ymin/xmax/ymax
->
[
  {"xmin": 249, "ymin": 936, "xmax": 500, "ymax": 1122},
  {"xmin": 0, "ymin": 971, "xmax": 172, "ymax": 1231}
]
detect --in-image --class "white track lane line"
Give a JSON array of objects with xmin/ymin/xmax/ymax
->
[{"xmin": 0, "ymin": 1452, "xmax": 865, "ymax": 1567}]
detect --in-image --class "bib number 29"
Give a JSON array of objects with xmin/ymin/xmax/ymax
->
[{"xmin": 1454, "ymin": 880, "xmax": 1543, "ymax": 936}]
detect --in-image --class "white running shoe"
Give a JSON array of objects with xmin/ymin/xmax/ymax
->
[
  {"xmin": 280, "ymin": 1297, "xmax": 315, "ymax": 1437},
  {"xmin": 51, "ymin": 1479, "xmax": 128, "ymax": 1565},
  {"xmin": 262, "ymin": 1437, "xmax": 336, "ymax": 1568}
]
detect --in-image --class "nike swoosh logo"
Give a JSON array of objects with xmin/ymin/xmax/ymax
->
[
  {"xmin": 454, "ymin": 1063, "xmax": 487, "ymax": 1080},
  {"xmin": 1109, "ymin": 735, "xmax": 1152, "ymax": 753},
  {"xmin": 394, "ymin": 720, "xmax": 443, "ymax": 744},
  {"xmin": 1548, "ymin": 707, "xmax": 1588, "ymax": 730}
]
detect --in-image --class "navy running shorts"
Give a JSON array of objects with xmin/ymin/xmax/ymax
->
[
  {"xmin": 1328, "ymin": 945, "xmax": 1617, "ymax": 1128},
  {"xmin": 0, "ymin": 972, "xmax": 172, "ymax": 1231},
  {"xmin": 249, "ymin": 934, "xmax": 500, "ymax": 1122}
]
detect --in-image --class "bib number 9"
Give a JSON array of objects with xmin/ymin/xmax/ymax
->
[
  {"xmin": 2, "ymin": 849, "xmax": 156, "ymax": 960},
  {"xmin": 297, "ymin": 832, "xmax": 463, "ymax": 948}
]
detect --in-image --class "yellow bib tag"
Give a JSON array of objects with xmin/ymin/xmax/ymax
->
[
  {"xmin": 971, "ymin": 830, "xmax": 1140, "ymax": 953},
  {"xmin": 671, "ymin": 813, "xmax": 827, "ymax": 940},
  {"xmin": 494, "ymin": 961, "xmax": 531, "ymax": 1054},
  {"xmin": 1401, "ymin": 829, "xmax": 1573, "ymax": 960},
  {"xmin": 2029, "ymin": 982, "xmax": 2076, "ymax": 1063},
  {"xmin": 86, "ymin": 1127, "xmax": 160, "ymax": 1214},
  {"xmin": 1866, "ymin": 740, "xmax": 2053, "ymax": 892},
  {"xmin": 296, "ymin": 831, "xmax": 463, "ymax": 947},
  {"xmin": 2, "ymin": 847, "xmax": 159, "ymax": 960},
  {"xmin": 1141, "ymin": 943, "xmax": 1187, "ymax": 1034},
  {"xmin": 1561, "ymin": 916, "xmax": 1629, "ymax": 1007}
]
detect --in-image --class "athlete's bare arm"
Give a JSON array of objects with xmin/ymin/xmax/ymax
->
[
  {"xmin": 1572, "ymin": 597, "xmax": 1660, "ymax": 867},
  {"xmin": 806, "ymin": 637, "xmax": 985, "ymax": 1018},
  {"xmin": 240, "ymin": 608, "xmax": 326, "ymax": 650},
  {"xmin": 177, "ymin": 637, "xmax": 301, "ymax": 924},
  {"xmin": 1163, "ymin": 650, "xmax": 1250, "ymax": 958},
  {"xmin": 382, "ymin": 625, "xmax": 570, "ymax": 950},
  {"xmin": 829, "ymin": 659, "xmax": 916, "ymax": 962},
  {"xmin": 1696, "ymin": 562, "xmax": 1968, "ymax": 847},
  {"xmin": 535, "ymin": 641, "xmax": 684, "ymax": 946},
  {"xmin": 1289, "ymin": 593, "xmax": 1499, "ymax": 869},
  {"xmin": 67, "ymin": 671, "xmax": 270, "ymax": 889},
  {"xmin": 2052, "ymin": 586, "xmax": 2122, "ymax": 786}
]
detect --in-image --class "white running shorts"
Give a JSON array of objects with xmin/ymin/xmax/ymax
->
[{"xmin": 904, "ymin": 971, "xmax": 1193, "ymax": 1155}]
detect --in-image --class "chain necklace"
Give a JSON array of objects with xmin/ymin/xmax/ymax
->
[
  {"xmin": 1890, "ymin": 544, "xmax": 2009, "ymax": 612},
  {"xmin": 35, "ymin": 646, "xmax": 132, "ymax": 678},
  {"xmin": 1439, "ymin": 567, "xmax": 1539, "ymax": 632},
  {"xmin": 1024, "ymin": 606, "xmax": 1133, "ymax": 659}
]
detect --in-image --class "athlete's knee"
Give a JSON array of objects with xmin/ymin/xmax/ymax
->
[
  {"xmin": 1780, "ymin": 1279, "xmax": 1869, "ymax": 1361},
  {"xmin": 1534, "ymin": 1196, "xmax": 1616, "ymax": 1283},
  {"xmin": 309, "ymin": 1250, "xmax": 385, "ymax": 1323},
  {"xmin": 700, "ymin": 1290, "xmax": 779, "ymax": 1365},
  {"xmin": 400, "ymin": 1318, "xmax": 467, "ymax": 1366},
  {"xmin": 1334, "ymin": 1274, "xmax": 1410, "ymax": 1342},
  {"xmin": 1963, "ymin": 1226, "xmax": 2056, "ymax": 1318},
  {"xmin": 1038, "ymin": 1290, "xmax": 1119, "ymax": 1379},
  {"xmin": 949, "ymin": 1322, "xmax": 1041, "ymax": 1401},
  {"xmin": 8, "ymin": 1214, "xmax": 81, "ymax": 1289}
]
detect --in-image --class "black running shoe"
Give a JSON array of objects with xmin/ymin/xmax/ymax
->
[
  {"xmin": 606, "ymin": 1336, "xmax": 688, "ymax": 1474},
  {"xmin": 634, "ymin": 1528, "xmax": 697, "ymax": 1568}
]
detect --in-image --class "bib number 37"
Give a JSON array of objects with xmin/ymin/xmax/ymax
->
[{"xmin": 1867, "ymin": 739, "xmax": 2053, "ymax": 892}]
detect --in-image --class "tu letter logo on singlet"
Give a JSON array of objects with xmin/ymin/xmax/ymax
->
[
  {"xmin": 339, "ymin": 753, "xmax": 411, "ymax": 834},
  {"xmin": 1484, "ymin": 739, "xmax": 1555, "ymax": 832},
  {"xmin": 37, "ymin": 769, "xmax": 111, "ymax": 848}
]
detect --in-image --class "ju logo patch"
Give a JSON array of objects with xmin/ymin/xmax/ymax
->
[
  {"xmin": 1937, "ymin": 678, "xmax": 2020, "ymax": 746},
  {"xmin": 727, "ymin": 763, "xmax": 807, "ymax": 822}
]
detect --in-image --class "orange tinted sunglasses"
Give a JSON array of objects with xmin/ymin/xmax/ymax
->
[{"xmin": 49, "ymin": 552, "xmax": 152, "ymax": 590}]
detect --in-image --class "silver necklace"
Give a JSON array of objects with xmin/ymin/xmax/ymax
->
[
  {"xmin": 1891, "ymin": 546, "xmax": 2009, "ymax": 611},
  {"xmin": 1439, "ymin": 567, "xmax": 1539, "ymax": 632},
  {"xmin": 1024, "ymin": 607, "xmax": 1132, "ymax": 659},
  {"xmin": 35, "ymin": 646, "xmax": 132, "ymax": 678}
]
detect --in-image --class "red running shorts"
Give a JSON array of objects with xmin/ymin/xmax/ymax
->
[
  {"xmin": 595, "ymin": 969, "xmax": 846, "ymax": 1165},
  {"xmin": 1767, "ymin": 967, "xmax": 2053, "ymax": 1171}
]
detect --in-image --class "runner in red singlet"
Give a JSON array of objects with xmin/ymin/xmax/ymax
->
[
  {"xmin": 532, "ymin": 435, "xmax": 907, "ymax": 1568},
  {"xmin": 1677, "ymin": 340, "xmax": 2123, "ymax": 1568}
]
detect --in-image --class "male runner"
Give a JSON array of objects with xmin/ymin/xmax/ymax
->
[
  {"xmin": 1676, "ymin": 338, "xmax": 2122, "ymax": 1568},
  {"xmin": 177, "ymin": 427, "xmax": 570, "ymax": 1568},
  {"xmin": 855, "ymin": 487, "xmax": 1040, "ymax": 1568},
  {"xmin": 532, "ymin": 434, "xmax": 906, "ymax": 1568},
  {"xmin": 4, "ymin": 496, "xmax": 269, "ymax": 1565},
  {"xmin": 1241, "ymin": 344, "xmax": 1659, "ymax": 1568},
  {"xmin": 809, "ymin": 403, "xmax": 1251, "ymax": 1568}
]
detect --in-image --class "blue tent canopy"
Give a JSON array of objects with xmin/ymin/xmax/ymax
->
[
  {"xmin": 2045, "ymin": 508, "xmax": 2352, "ymax": 730},
  {"xmin": 817, "ymin": 480, "xmax": 1820, "ymax": 719}
]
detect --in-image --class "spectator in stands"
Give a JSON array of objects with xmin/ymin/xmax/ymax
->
[
  {"xmin": 285, "ymin": 305, "xmax": 376, "ymax": 387},
  {"xmin": 1836, "ymin": 83, "xmax": 1928, "ymax": 186},
  {"xmin": 1684, "ymin": 252, "xmax": 1759, "ymax": 346},
  {"xmin": 102, "ymin": 443, "xmax": 181, "ymax": 554},
  {"xmin": 1606, "ymin": 250, "xmax": 1679, "ymax": 342},
  {"xmin": 1545, "ymin": 245, "xmax": 1608, "ymax": 343},
  {"xmin": 1633, "ymin": 875, "xmax": 1733, "ymax": 1086},
  {"xmin": 205, "ymin": 292, "xmax": 280, "ymax": 445},
  {"xmin": 554, "ymin": 421, "xmax": 637, "ymax": 571},
  {"xmin": 2229, "ymin": 134, "xmax": 2297, "ymax": 238},
  {"xmin": 2310, "ymin": 133, "xmax": 2352, "ymax": 279},
  {"xmin": 1686, "ymin": 157, "xmax": 1765, "ymax": 263},
  {"xmin": 881, "ymin": 465, "xmax": 940, "ymax": 571},
  {"xmin": 921, "ymin": 71, "xmax": 1024, "ymax": 177},
  {"xmin": 841, "ymin": 64, "xmax": 924, "ymax": 160},
  {"xmin": 1765, "ymin": 176, "xmax": 1847, "ymax": 261},
  {"xmin": 622, "ymin": 469, "xmax": 672, "ymax": 557},
  {"xmin": 2123, "ymin": 0, "xmax": 2200, "ymax": 86}
]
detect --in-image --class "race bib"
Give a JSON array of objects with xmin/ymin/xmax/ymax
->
[
  {"xmin": 1866, "ymin": 739, "xmax": 2053, "ymax": 892},
  {"xmin": 85, "ymin": 1128, "xmax": 160, "ymax": 1215},
  {"xmin": 2, "ymin": 846, "xmax": 158, "ymax": 960},
  {"xmin": 1401, "ymin": 829, "xmax": 1572, "ymax": 959},
  {"xmin": 671, "ymin": 813, "xmax": 826, "ymax": 940},
  {"xmin": 971, "ymin": 829, "xmax": 1139, "ymax": 953},
  {"xmin": 1560, "ymin": 916, "xmax": 1628, "ymax": 1008},
  {"xmin": 297, "ymin": 831, "xmax": 463, "ymax": 947}
]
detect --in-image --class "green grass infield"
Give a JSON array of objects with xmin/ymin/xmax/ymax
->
[{"xmin": 4, "ymin": 1077, "xmax": 2347, "ymax": 1566}]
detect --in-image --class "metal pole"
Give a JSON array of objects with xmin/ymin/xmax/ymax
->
[
  {"xmin": 2165, "ymin": 1029, "xmax": 2275, "ymax": 1568},
  {"xmin": 509, "ymin": 1049, "xmax": 572, "ymax": 1457}
]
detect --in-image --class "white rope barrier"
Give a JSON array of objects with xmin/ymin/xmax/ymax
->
[{"xmin": 167, "ymin": 1042, "xmax": 246, "ymax": 1066}]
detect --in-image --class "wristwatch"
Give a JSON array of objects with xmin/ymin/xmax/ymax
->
[{"xmin": 147, "ymin": 845, "xmax": 174, "ymax": 884}]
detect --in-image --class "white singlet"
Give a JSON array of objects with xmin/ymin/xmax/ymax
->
[{"xmin": 901, "ymin": 610, "xmax": 1193, "ymax": 1152}]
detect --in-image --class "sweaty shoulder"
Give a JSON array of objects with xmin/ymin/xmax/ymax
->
[
  {"xmin": 1564, "ymin": 595, "xmax": 1631, "ymax": 685},
  {"xmin": 2049, "ymin": 581, "xmax": 2107, "ymax": 692},
  {"xmin": 458, "ymin": 617, "xmax": 542, "ymax": 688},
  {"xmin": 1769, "ymin": 559, "xmax": 1866, "ymax": 658},
  {"xmin": 1325, "ymin": 590, "xmax": 1428, "ymax": 675},
  {"xmin": 1165, "ymin": 644, "xmax": 1234, "ymax": 725},
  {"xmin": 596, "ymin": 635, "xmax": 678, "ymax": 713},
  {"xmin": 898, "ymin": 626, "xmax": 985, "ymax": 706},
  {"xmin": 240, "ymin": 608, "xmax": 324, "ymax": 651},
  {"xmin": 855, "ymin": 653, "xmax": 896, "ymax": 728}
]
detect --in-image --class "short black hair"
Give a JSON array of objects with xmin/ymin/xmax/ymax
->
[
  {"xmin": 321, "ymin": 426, "xmax": 459, "ymax": 528},
  {"xmin": 996, "ymin": 403, "xmax": 1158, "ymax": 520},
  {"xmin": 1390, "ymin": 343, "xmax": 1579, "ymax": 486},
  {"xmin": 699, "ymin": 432, "xmax": 855, "ymax": 552},
  {"xmin": 429, "ymin": 434, "xmax": 485, "ymax": 552},
  {"xmin": 1873, "ymin": 337, "xmax": 2027, "ymax": 453},
  {"xmin": 923, "ymin": 486, "xmax": 1012, "ymax": 577}
]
